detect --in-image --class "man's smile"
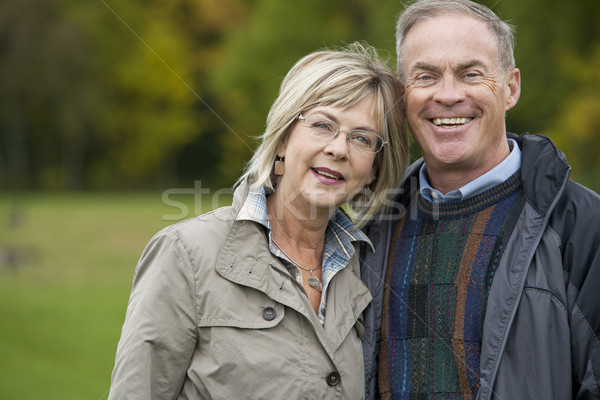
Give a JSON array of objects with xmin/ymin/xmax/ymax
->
[{"xmin": 431, "ymin": 117, "xmax": 473, "ymax": 128}]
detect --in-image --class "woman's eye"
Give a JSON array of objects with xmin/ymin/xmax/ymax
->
[
  {"xmin": 350, "ymin": 133, "xmax": 373, "ymax": 146},
  {"xmin": 312, "ymin": 121, "xmax": 335, "ymax": 132}
]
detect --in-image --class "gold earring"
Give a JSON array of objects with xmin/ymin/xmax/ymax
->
[{"xmin": 274, "ymin": 157, "xmax": 285, "ymax": 176}]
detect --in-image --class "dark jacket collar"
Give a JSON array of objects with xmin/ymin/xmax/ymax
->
[
  {"xmin": 511, "ymin": 132, "xmax": 570, "ymax": 215},
  {"xmin": 394, "ymin": 133, "xmax": 570, "ymax": 217}
]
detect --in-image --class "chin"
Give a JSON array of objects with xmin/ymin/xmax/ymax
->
[{"xmin": 307, "ymin": 195, "xmax": 345, "ymax": 212}]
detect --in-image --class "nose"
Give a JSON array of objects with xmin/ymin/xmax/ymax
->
[
  {"xmin": 324, "ymin": 130, "xmax": 350, "ymax": 160},
  {"xmin": 433, "ymin": 75, "xmax": 465, "ymax": 106}
]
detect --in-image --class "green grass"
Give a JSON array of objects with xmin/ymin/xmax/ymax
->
[{"xmin": 0, "ymin": 191, "xmax": 230, "ymax": 399}]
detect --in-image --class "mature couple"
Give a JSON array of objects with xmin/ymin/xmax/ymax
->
[{"xmin": 109, "ymin": 0, "xmax": 600, "ymax": 399}]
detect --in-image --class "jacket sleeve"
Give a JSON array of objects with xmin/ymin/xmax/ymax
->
[
  {"xmin": 108, "ymin": 230, "xmax": 198, "ymax": 400},
  {"xmin": 571, "ymin": 242, "xmax": 600, "ymax": 400},
  {"xmin": 560, "ymin": 184, "xmax": 600, "ymax": 399},
  {"xmin": 570, "ymin": 238, "xmax": 600, "ymax": 400}
]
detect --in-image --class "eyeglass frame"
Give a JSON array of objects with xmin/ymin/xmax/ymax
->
[{"xmin": 295, "ymin": 113, "xmax": 388, "ymax": 154}]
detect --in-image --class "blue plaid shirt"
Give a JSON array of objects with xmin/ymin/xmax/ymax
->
[{"xmin": 236, "ymin": 186, "xmax": 372, "ymax": 323}]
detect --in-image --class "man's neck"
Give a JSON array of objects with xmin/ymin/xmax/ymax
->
[{"xmin": 426, "ymin": 142, "xmax": 511, "ymax": 195}]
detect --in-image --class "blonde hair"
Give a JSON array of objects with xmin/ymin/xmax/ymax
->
[{"xmin": 239, "ymin": 42, "xmax": 409, "ymax": 227}]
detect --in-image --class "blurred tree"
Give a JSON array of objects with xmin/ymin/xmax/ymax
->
[
  {"xmin": 72, "ymin": 0, "xmax": 203, "ymax": 188},
  {"xmin": 145, "ymin": 0, "xmax": 249, "ymax": 188},
  {"xmin": 0, "ymin": 0, "xmax": 94, "ymax": 189},
  {"xmin": 1, "ymin": 0, "xmax": 599, "ymax": 191},
  {"xmin": 489, "ymin": 0, "xmax": 585, "ymax": 135},
  {"xmin": 91, "ymin": 7, "xmax": 198, "ymax": 187},
  {"xmin": 546, "ymin": 41, "xmax": 600, "ymax": 189},
  {"xmin": 0, "ymin": 0, "xmax": 246, "ymax": 190},
  {"xmin": 489, "ymin": 0, "xmax": 600, "ymax": 190}
]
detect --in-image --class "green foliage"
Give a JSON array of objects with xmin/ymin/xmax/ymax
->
[
  {"xmin": 490, "ymin": 0, "xmax": 600, "ymax": 137},
  {"xmin": 97, "ymin": 16, "xmax": 197, "ymax": 185},
  {"xmin": 487, "ymin": 0, "xmax": 600, "ymax": 190},
  {"xmin": 1, "ymin": 0, "xmax": 599, "ymax": 190},
  {"xmin": 547, "ymin": 42, "xmax": 600, "ymax": 189}
]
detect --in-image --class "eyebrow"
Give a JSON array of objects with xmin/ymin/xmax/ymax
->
[
  {"xmin": 455, "ymin": 59, "xmax": 487, "ymax": 71},
  {"xmin": 309, "ymin": 110, "xmax": 378, "ymax": 133},
  {"xmin": 409, "ymin": 59, "xmax": 487, "ymax": 75},
  {"xmin": 409, "ymin": 62, "xmax": 438, "ymax": 75}
]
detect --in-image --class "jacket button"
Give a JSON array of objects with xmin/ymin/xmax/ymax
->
[
  {"xmin": 326, "ymin": 371, "xmax": 340, "ymax": 386},
  {"xmin": 262, "ymin": 307, "xmax": 276, "ymax": 321}
]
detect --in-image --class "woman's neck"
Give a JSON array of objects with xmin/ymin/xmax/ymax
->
[{"xmin": 266, "ymin": 192, "xmax": 329, "ymax": 257}]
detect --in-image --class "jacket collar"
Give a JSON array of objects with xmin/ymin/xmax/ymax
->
[{"xmin": 511, "ymin": 132, "xmax": 570, "ymax": 215}]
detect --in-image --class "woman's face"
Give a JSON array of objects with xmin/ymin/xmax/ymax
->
[{"xmin": 275, "ymin": 96, "xmax": 378, "ymax": 219}]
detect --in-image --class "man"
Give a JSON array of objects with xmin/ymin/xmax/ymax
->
[{"xmin": 360, "ymin": 0, "xmax": 600, "ymax": 399}]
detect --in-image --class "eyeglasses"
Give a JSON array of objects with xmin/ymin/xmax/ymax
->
[{"xmin": 296, "ymin": 114, "xmax": 387, "ymax": 154}]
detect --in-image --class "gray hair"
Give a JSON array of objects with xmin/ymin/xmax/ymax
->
[
  {"xmin": 239, "ymin": 42, "xmax": 410, "ymax": 226},
  {"xmin": 396, "ymin": 0, "xmax": 516, "ymax": 83}
]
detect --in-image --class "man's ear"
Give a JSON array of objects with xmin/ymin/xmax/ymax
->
[
  {"xmin": 505, "ymin": 68, "xmax": 521, "ymax": 111},
  {"xmin": 397, "ymin": 77, "xmax": 406, "ymax": 106}
]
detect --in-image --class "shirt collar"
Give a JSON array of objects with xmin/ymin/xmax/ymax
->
[
  {"xmin": 420, "ymin": 138, "xmax": 522, "ymax": 202},
  {"xmin": 236, "ymin": 185, "xmax": 371, "ymax": 249},
  {"xmin": 236, "ymin": 185, "xmax": 271, "ymax": 228},
  {"xmin": 237, "ymin": 185, "xmax": 372, "ymax": 323}
]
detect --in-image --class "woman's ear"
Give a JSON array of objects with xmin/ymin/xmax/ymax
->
[{"xmin": 273, "ymin": 140, "xmax": 287, "ymax": 176}]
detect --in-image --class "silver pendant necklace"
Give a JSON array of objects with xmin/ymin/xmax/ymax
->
[{"xmin": 272, "ymin": 239, "xmax": 323, "ymax": 291}]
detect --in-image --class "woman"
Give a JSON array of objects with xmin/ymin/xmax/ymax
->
[{"xmin": 108, "ymin": 42, "xmax": 409, "ymax": 399}]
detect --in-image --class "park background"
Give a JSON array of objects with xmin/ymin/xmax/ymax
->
[{"xmin": 1, "ymin": 0, "xmax": 599, "ymax": 398}]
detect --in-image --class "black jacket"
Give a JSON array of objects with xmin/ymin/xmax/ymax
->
[{"xmin": 361, "ymin": 133, "xmax": 600, "ymax": 399}]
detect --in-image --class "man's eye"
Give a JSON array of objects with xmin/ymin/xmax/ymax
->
[{"xmin": 411, "ymin": 74, "xmax": 435, "ymax": 85}]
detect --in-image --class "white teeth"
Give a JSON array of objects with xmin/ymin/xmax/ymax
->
[
  {"xmin": 315, "ymin": 170, "xmax": 340, "ymax": 179},
  {"xmin": 432, "ymin": 117, "xmax": 472, "ymax": 126}
]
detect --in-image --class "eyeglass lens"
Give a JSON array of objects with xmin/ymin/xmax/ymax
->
[{"xmin": 300, "ymin": 115, "xmax": 384, "ymax": 153}]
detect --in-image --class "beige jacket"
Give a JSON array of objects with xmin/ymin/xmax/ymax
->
[{"xmin": 109, "ymin": 183, "xmax": 372, "ymax": 399}]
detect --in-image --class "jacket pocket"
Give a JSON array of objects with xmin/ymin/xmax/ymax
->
[
  {"xmin": 197, "ymin": 302, "xmax": 285, "ymax": 329},
  {"xmin": 197, "ymin": 279, "xmax": 286, "ymax": 329}
]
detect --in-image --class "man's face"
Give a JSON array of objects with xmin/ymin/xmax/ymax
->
[{"xmin": 401, "ymin": 14, "xmax": 520, "ymax": 181}]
